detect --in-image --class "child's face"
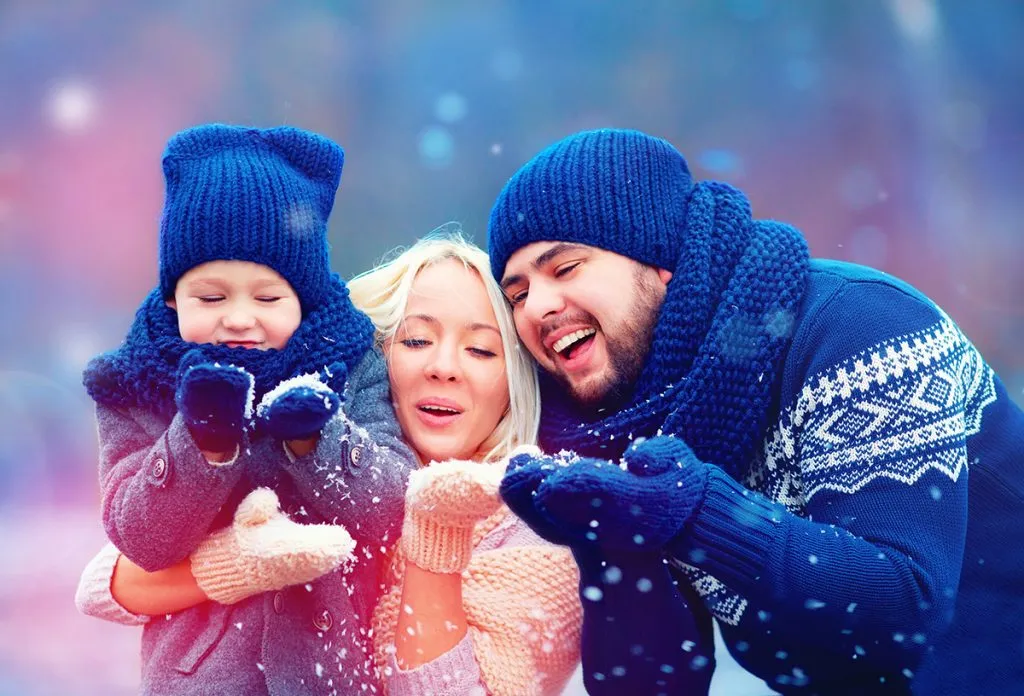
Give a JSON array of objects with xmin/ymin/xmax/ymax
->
[{"xmin": 167, "ymin": 260, "xmax": 301, "ymax": 350}]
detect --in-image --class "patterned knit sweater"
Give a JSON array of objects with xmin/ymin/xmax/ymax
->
[
  {"xmin": 372, "ymin": 507, "xmax": 583, "ymax": 696},
  {"xmin": 669, "ymin": 259, "xmax": 1024, "ymax": 694}
]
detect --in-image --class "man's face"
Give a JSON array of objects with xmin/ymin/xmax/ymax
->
[{"xmin": 500, "ymin": 242, "xmax": 671, "ymax": 409}]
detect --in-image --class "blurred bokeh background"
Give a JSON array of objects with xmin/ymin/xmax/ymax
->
[{"xmin": 1, "ymin": 1, "xmax": 1021, "ymax": 694}]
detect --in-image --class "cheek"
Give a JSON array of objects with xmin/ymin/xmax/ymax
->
[
  {"xmin": 386, "ymin": 357, "xmax": 420, "ymax": 413},
  {"xmin": 267, "ymin": 307, "xmax": 301, "ymax": 344},
  {"xmin": 176, "ymin": 309, "xmax": 215, "ymax": 343},
  {"xmin": 473, "ymin": 366, "xmax": 510, "ymax": 422}
]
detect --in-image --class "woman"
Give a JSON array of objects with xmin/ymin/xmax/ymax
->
[{"xmin": 76, "ymin": 232, "xmax": 582, "ymax": 696}]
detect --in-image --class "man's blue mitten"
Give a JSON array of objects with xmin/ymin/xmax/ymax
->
[
  {"xmin": 535, "ymin": 436, "xmax": 711, "ymax": 552},
  {"xmin": 175, "ymin": 349, "xmax": 255, "ymax": 453},
  {"xmin": 500, "ymin": 444, "xmax": 716, "ymax": 695},
  {"xmin": 256, "ymin": 365, "xmax": 343, "ymax": 442}
]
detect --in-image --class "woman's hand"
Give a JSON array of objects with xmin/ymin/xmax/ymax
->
[
  {"xmin": 191, "ymin": 488, "xmax": 357, "ymax": 604},
  {"xmin": 401, "ymin": 459, "xmax": 505, "ymax": 574}
]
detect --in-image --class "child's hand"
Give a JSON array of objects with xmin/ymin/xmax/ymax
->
[
  {"xmin": 401, "ymin": 459, "xmax": 505, "ymax": 574},
  {"xmin": 255, "ymin": 373, "xmax": 341, "ymax": 442},
  {"xmin": 175, "ymin": 350, "xmax": 254, "ymax": 454},
  {"xmin": 190, "ymin": 488, "xmax": 357, "ymax": 605}
]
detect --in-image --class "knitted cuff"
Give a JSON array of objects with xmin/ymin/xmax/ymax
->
[
  {"xmin": 74, "ymin": 543, "xmax": 150, "ymax": 626},
  {"xmin": 190, "ymin": 527, "xmax": 249, "ymax": 605},
  {"xmin": 400, "ymin": 512, "xmax": 475, "ymax": 575},
  {"xmin": 384, "ymin": 632, "xmax": 482, "ymax": 696},
  {"xmin": 671, "ymin": 466, "xmax": 781, "ymax": 592}
]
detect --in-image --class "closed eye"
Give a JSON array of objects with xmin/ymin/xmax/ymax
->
[
  {"xmin": 469, "ymin": 347, "xmax": 497, "ymax": 358},
  {"xmin": 256, "ymin": 296, "xmax": 282, "ymax": 303},
  {"xmin": 554, "ymin": 262, "xmax": 580, "ymax": 278},
  {"xmin": 400, "ymin": 338, "xmax": 430, "ymax": 348},
  {"xmin": 507, "ymin": 290, "xmax": 527, "ymax": 306},
  {"xmin": 197, "ymin": 296, "xmax": 225, "ymax": 303}
]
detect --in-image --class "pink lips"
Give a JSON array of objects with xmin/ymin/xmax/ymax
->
[{"xmin": 415, "ymin": 397, "xmax": 464, "ymax": 428}]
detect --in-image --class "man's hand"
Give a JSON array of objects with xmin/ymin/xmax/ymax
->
[
  {"xmin": 498, "ymin": 439, "xmax": 716, "ymax": 695},
  {"xmin": 537, "ymin": 436, "xmax": 711, "ymax": 552}
]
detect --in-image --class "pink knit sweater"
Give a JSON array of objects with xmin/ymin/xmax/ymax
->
[{"xmin": 373, "ymin": 507, "xmax": 582, "ymax": 696}]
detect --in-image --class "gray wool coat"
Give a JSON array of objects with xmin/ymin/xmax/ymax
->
[{"xmin": 97, "ymin": 349, "xmax": 416, "ymax": 696}]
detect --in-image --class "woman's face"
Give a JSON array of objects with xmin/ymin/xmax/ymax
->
[{"xmin": 385, "ymin": 259, "xmax": 510, "ymax": 464}]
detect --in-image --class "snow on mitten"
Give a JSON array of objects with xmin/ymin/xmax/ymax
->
[
  {"xmin": 401, "ymin": 459, "xmax": 505, "ymax": 574},
  {"xmin": 191, "ymin": 488, "xmax": 356, "ymax": 604},
  {"xmin": 255, "ymin": 372, "xmax": 341, "ymax": 442}
]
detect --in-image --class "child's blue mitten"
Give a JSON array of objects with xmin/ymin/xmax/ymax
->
[
  {"xmin": 256, "ymin": 365, "xmax": 343, "ymax": 442},
  {"xmin": 175, "ymin": 349, "xmax": 255, "ymax": 453}
]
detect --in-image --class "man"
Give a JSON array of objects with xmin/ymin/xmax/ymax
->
[{"xmin": 486, "ymin": 128, "xmax": 1024, "ymax": 695}]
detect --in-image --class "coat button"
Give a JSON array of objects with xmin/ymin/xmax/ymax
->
[
  {"xmin": 273, "ymin": 592, "xmax": 284, "ymax": 614},
  {"xmin": 151, "ymin": 458, "xmax": 167, "ymax": 481},
  {"xmin": 313, "ymin": 609, "xmax": 333, "ymax": 632},
  {"xmin": 349, "ymin": 444, "xmax": 363, "ymax": 468}
]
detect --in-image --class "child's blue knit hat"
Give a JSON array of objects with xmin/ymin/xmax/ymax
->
[
  {"xmin": 158, "ymin": 123, "xmax": 344, "ymax": 311},
  {"xmin": 487, "ymin": 128, "xmax": 695, "ymax": 281}
]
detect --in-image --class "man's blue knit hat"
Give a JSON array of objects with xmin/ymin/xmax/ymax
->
[
  {"xmin": 487, "ymin": 128, "xmax": 695, "ymax": 281},
  {"xmin": 158, "ymin": 123, "xmax": 344, "ymax": 311}
]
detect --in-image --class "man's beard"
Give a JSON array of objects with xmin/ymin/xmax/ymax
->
[{"xmin": 561, "ymin": 266, "xmax": 664, "ymax": 414}]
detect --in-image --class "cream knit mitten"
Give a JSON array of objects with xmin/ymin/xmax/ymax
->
[
  {"xmin": 400, "ymin": 459, "xmax": 505, "ymax": 574},
  {"xmin": 191, "ymin": 488, "xmax": 356, "ymax": 604}
]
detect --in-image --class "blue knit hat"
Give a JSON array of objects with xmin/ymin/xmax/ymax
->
[
  {"xmin": 487, "ymin": 128, "xmax": 695, "ymax": 281},
  {"xmin": 158, "ymin": 124, "xmax": 344, "ymax": 311}
]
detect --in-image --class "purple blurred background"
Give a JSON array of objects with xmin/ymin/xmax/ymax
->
[{"xmin": 1, "ymin": 1, "xmax": 1022, "ymax": 693}]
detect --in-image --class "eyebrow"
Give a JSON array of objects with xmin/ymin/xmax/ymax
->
[
  {"xmin": 185, "ymin": 277, "xmax": 288, "ymax": 291},
  {"xmin": 499, "ymin": 242, "xmax": 588, "ymax": 291},
  {"xmin": 404, "ymin": 313, "xmax": 501, "ymax": 336}
]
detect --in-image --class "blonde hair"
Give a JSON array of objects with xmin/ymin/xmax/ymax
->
[{"xmin": 347, "ymin": 226, "xmax": 540, "ymax": 462}]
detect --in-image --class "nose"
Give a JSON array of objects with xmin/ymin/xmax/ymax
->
[
  {"xmin": 222, "ymin": 306, "xmax": 257, "ymax": 331},
  {"xmin": 425, "ymin": 342, "xmax": 462, "ymax": 383},
  {"xmin": 522, "ymin": 279, "xmax": 565, "ymax": 324}
]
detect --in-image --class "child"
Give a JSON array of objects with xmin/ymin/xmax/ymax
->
[{"xmin": 78, "ymin": 124, "xmax": 415, "ymax": 695}]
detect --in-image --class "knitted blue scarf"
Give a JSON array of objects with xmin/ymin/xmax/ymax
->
[
  {"xmin": 83, "ymin": 273, "xmax": 375, "ymax": 421},
  {"xmin": 539, "ymin": 182, "xmax": 809, "ymax": 480}
]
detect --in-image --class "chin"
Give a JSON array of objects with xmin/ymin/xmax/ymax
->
[
  {"xmin": 417, "ymin": 445, "xmax": 460, "ymax": 465},
  {"xmin": 562, "ymin": 371, "xmax": 610, "ymax": 406}
]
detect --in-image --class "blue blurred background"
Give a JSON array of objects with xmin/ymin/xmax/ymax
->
[{"xmin": 1, "ymin": 1, "xmax": 1022, "ymax": 694}]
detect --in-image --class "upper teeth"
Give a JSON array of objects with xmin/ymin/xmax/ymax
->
[
  {"xmin": 553, "ymin": 328, "xmax": 596, "ymax": 355},
  {"xmin": 422, "ymin": 405, "xmax": 458, "ymax": 414}
]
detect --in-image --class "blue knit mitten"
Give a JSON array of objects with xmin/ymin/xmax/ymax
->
[
  {"xmin": 501, "ymin": 443, "xmax": 716, "ymax": 695},
  {"xmin": 255, "ymin": 364, "xmax": 344, "ymax": 442},
  {"xmin": 175, "ymin": 349, "xmax": 254, "ymax": 453}
]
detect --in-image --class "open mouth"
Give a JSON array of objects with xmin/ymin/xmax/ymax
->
[
  {"xmin": 415, "ymin": 402, "xmax": 464, "ymax": 427},
  {"xmin": 552, "ymin": 328, "xmax": 596, "ymax": 361},
  {"xmin": 418, "ymin": 404, "xmax": 461, "ymax": 416},
  {"xmin": 223, "ymin": 341, "xmax": 261, "ymax": 349}
]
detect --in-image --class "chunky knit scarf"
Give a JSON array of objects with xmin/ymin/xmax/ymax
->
[
  {"xmin": 539, "ymin": 182, "xmax": 809, "ymax": 480},
  {"xmin": 83, "ymin": 273, "xmax": 375, "ymax": 421}
]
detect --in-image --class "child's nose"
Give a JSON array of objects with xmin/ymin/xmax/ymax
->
[{"xmin": 222, "ymin": 309, "xmax": 257, "ymax": 330}]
